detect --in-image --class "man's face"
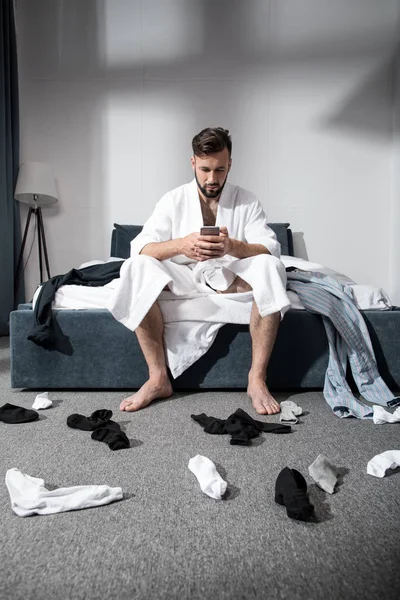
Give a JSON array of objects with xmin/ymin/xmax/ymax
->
[{"xmin": 191, "ymin": 148, "xmax": 231, "ymax": 199}]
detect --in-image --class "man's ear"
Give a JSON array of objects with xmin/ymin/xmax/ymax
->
[
  {"xmin": 190, "ymin": 156, "xmax": 195, "ymax": 170},
  {"xmin": 228, "ymin": 158, "xmax": 232, "ymax": 172}
]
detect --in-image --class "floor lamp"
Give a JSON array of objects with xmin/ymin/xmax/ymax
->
[{"xmin": 14, "ymin": 162, "xmax": 59, "ymax": 295}]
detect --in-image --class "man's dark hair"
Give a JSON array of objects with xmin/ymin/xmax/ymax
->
[{"xmin": 192, "ymin": 127, "xmax": 232, "ymax": 157}]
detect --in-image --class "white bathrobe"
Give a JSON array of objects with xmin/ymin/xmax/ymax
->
[
  {"xmin": 108, "ymin": 179, "xmax": 291, "ymax": 378},
  {"xmin": 130, "ymin": 179, "xmax": 281, "ymax": 261}
]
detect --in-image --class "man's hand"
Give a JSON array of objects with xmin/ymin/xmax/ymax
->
[
  {"xmin": 142, "ymin": 226, "xmax": 268, "ymax": 262},
  {"xmin": 193, "ymin": 226, "xmax": 232, "ymax": 261},
  {"xmin": 179, "ymin": 227, "xmax": 232, "ymax": 261},
  {"xmin": 218, "ymin": 226, "xmax": 231, "ymax": 257},
  {"xmin": 179, "ymin": 232, "xmax": 207, "ymax": 261}
]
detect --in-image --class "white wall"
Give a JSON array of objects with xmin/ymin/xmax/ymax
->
[{"xmin": 14, "ymin": 0, "xmax": 400, "ymax": 303}]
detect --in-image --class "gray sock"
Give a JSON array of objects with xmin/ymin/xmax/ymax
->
[
  {"xmin": 279, "ymin": 400, "xmax": 303, "ymax": 424},
  {"xmin": 308, "ymin": 454, "xmax": 337, "ymax": 494}
]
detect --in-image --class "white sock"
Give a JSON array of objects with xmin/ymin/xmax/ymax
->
[
  {"xmin": 367, "ymin": 451, "xmax": 400, "ymax": 478},
  {"xmin": 372, "ymin": 405, "xmax": 400, "ymax": 424},
  {"xmin": 280, "ymin": 400, "xmax": 303, "ymax": 424},
  {"xmin": 32, "ymin": 392, "xmax": 52, "ymax": 410},
  {"xmin": 188, "ymin": 455, "xmax": 227, "ymax": 500},
  {"xmin": 308, "ymin": 454, "xmax": 337, "ymax": 494},
  {"xmin": 5, "ymin": 468, "xmax": 123, "ymax": 517}
]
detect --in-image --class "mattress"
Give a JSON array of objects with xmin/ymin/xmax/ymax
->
[{"xmin": 32, "ymin": 256, "xmax": 393, "ymax": 312}]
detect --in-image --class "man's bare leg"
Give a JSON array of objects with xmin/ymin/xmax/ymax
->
[
  {"xmin": 247, "ymin": 302, "xmax": 281, "ymax": 415},
  {"xmin": 219, "ymin": 276, "xmax": 281, "ymax": 415},
  {"xmin": 217, "ymin": 275, "xmax": 250, "ymax": 294},
  {"xmin": 120, "ymin": 301, "xmax": 173, "ymax": 412}
]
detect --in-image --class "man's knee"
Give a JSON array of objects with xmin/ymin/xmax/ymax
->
[
  {"xmin": 129, "ymin": 254, "xmax": 172, "ymax": 286},
  {"xmin": 252, "ymin": 254, "xmax": 285, "ymax": 276},
  {"xmin": 252, "ymin": 253, "xmax": 280, "ymax": 266}
]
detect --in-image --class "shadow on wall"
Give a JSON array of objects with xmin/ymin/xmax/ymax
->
[
  {"xmin": 17, "ymin": 0, "xmax": 400, "ymax": 276},
  {"xmin": 320, "ymin": 54, "xmax": 399, "ymax": 141},
  {"xmin": 92, "ymin": 0, "xmax": 400, "ymax": 262}
]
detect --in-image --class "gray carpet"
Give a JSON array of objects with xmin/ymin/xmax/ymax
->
[{"xmin": 1, "ymin": 336, "xmax": 400, "ymax": 600}]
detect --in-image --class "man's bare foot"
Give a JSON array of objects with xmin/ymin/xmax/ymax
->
[
  {"xmin": 247, "ymin": 379, "xmax": 280, "ymax": 415},
  {"xmin": 120, "ymin": 376, "xmax": 173, "ymax": 412}
]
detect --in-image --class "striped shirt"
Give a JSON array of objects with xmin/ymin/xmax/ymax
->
[{"xmin": 286, "ymin": 269, "xmax": 400, "ymax": 419}]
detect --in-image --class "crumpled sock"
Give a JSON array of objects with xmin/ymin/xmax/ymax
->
[
  {"xmin": 5, "ymin": 467, "xmax": 123, "ymax": 517},
  {"xmin": 188, "ymin": 455, "xmax": 227, "ymax": 500},
  {"xmin": 225, "ymin": 418, "xmax": 260, "ymax": 446},
  {"xmin": 279, "ymin": 400, "xmax": 303, "ymax": 424},
  {"xmin": 228, "ymin": 408, "xmax": 291, "ymax": 436},
  {"xmin": 191, "ymin": 411, "xmax": 256, "ymax": 445},
  {"xmin": 190, "ymin": 413, "xmax": 228, "ymax": 434},
  {"xmin": 275, "ymin": 467, "xmax": 314, "ymax": 521},
  {"xmin": 191, "ymin": 408, "xmax": 291, "ymax": 445},
  {"xmin": 91, "ymin": 424, "xmax": 130, "ymax": 451},
  {"xmin": 67, "ymin": 409, "xmax": 113, "ymax": 431},
  {"xmin": 372, "ymin": 405, "xmax": 400, "ymax": 424},
  {"xmin": 32, "ymin": 392, "xmax": 53, "ymax": 410},
  {"xmin": 367, "ymin": 450, "xmax": 400, "ymax": 478},
  {"xmin": 308, "ymin": 454, "xmax": 337, "ymax": 494},
  {"xmin": 0, "ymin": 403, "xmax": 39, "ymax": 424}
]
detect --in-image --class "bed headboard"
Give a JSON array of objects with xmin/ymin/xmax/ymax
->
[{"xmin": 111, "ymin": 223, "xmax": 294, "ymax": 259}]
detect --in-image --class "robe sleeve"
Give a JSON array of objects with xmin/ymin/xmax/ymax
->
[
  {"xmin": 130, "ymin": 194, "xmax": 173, "ymax": 256},
  {"xmin": 244, "ymin": 199, "xmax": 281, "ymax": 258}
]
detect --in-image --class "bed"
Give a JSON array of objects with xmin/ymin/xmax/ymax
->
[{"xmin": 9, "ymin": 223, "xmax": 400, "ymax": 391}]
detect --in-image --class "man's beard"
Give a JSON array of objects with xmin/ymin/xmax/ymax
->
[{"xmin": 195, "ymin": 172, "xmax": 228, "ymax": 199}]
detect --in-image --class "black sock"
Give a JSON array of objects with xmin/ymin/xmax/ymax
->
[
  {"xmin": 225, "ymin": 409, "xmax": 291, "ymax": 445},
  {"xmin": 191, "ymin": 410, "xmax": 290, "ymax": 445},
  {"xmin": 91, "ymin": 425, "xmax": 130, "ymax": 451},
  {"xmin": 275, "ymin": 467, "xmax": 314, "ymax": 521},
  {"xmin": 191, "ymin": 413, "xmax": 228, "ymax": 435},
  {"xmin": 228, "ymin": 423, "xmax": 259, "ymax": 446},
  {"xmin": 192, "ymin": 412, "xmax": 252, "ymax": 444},
  {"xmin": 0, "ymin": 403, "xmax": 39, "ymax": 424},
  {"xmin": 231, "ymin": 408, "xmax": 291, "ymax": 434},
  {"xmin": 67, "ymin": 409, "xmax": 113, "ymax": 431}
]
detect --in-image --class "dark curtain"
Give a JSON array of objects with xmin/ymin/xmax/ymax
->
[{"xmin": 0, "ymin": 0, "xmax": 23, "ymax": 336}]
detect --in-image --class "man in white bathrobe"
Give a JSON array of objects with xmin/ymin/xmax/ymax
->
[{"xmin": 112, "ymin": 127, "xmax": 291, "ymax": 415}]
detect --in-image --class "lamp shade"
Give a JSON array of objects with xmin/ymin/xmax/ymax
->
[{"xmin": 14, "ymin": 162, "xmax": 59, "ymax": 206}]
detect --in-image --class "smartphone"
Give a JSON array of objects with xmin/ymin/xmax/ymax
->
[{"xmin": 200, "ymin": 226, "xmax": 220, "ymax": 236}]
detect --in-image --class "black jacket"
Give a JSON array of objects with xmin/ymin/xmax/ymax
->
[{"xmin": 28, "ymin": 261, "xmax": 124, "ymax": 352}]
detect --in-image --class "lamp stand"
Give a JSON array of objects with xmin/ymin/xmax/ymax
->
[{"xmin": 15, "ymin": 199, "xmax": 52, "ymax": 296}]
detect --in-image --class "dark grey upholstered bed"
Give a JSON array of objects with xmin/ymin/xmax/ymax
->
[{"xmin": 9, "ymin": 224, "xmax": 400, "ymax": 391}]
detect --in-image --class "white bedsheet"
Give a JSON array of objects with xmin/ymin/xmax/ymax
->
[{"xmin": 32, "ymin": 256, "xmax": 393, "ymax": 313}]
